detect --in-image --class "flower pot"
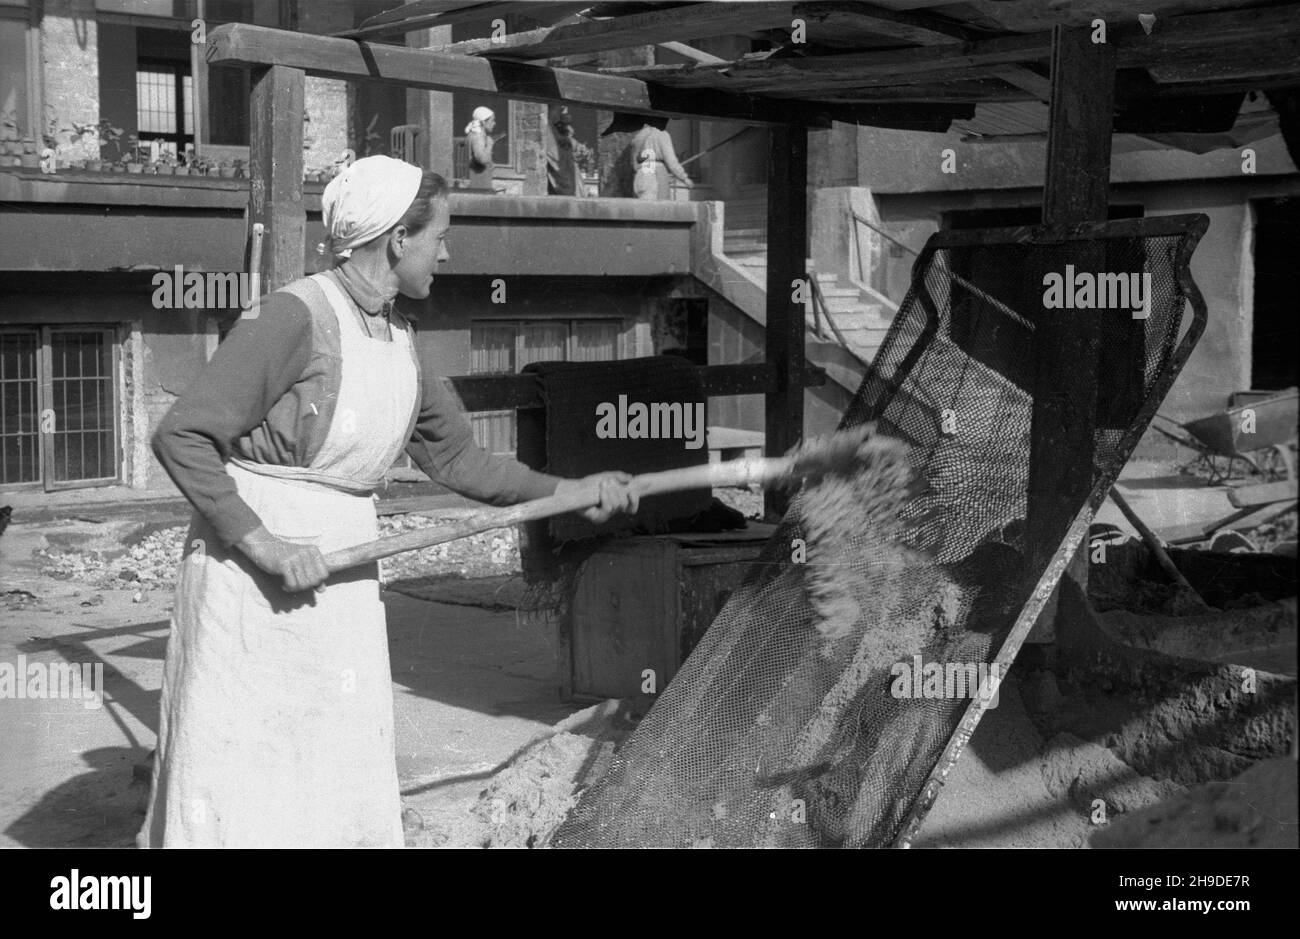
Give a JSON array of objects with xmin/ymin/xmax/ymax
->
[
  {"xmin": 19, "ymin": 153, "xmax": 39, "ymax": 168},
  {"xmin": 126, "ymin": 163, "xmax": 144, "ymax": 174},
  {"xmin": 174, "ymin": 166, "xmax": 190, "ymax": 176},
  {"xmin": 206, "ymin": 166, "xmax": 221, "ymax": 177},
  {"xmin": 155, "ymin": 164, "xmax": 175, "ymax": 175},
  {"xmin": 218, "ymin": 166, "xmax": 237, "ymax": 178},
  {"xmin": 110, "ymin": 163, "xmax": 125, "ymax": 172},
  {"xmin": 85, "ymin": 159, "xmax": 103, "ymax": 172}
]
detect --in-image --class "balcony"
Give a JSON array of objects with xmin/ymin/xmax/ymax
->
[{"xmin": 0, "ymin": 167, "xmax": 700, "ymax": 278}]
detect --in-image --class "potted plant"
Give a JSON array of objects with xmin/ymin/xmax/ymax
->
[
  {"xmin": 96, "ymin": 120, "xmax": 127, "ymax": 166},
  {"xmin": 232, "ymin": 157, "xmax": 247, "ymax": 179},
  {"xmin": 218, "ymin": 158, "xmax": 237, "ymax": 179},
  {"xmin": 120, "ymin": 135, "xmax": 145, "ymax": 173},
  {"xmin": 153, "ymin": 150, "xmax": 177, "ymax": 175},
  {"xmin": 2, "ymin": 110, "xmax": 24, "ymax": 163}
]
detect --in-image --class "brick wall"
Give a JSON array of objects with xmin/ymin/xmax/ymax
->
[
  {"xmin": 298, "ymin": 1, "xmax": 350, "ymax": 173},
  {"xmin": 42, "ymin": 0, "xmax": 99, "ymax": 161}
]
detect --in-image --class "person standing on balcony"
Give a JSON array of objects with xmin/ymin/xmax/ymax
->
[
  {"xmin": 142, "ymin": 156, "xmax": 638, "ymax": 848},
  {"xmin": 465, "ymin": 106, "xmax": 497, "ymax": 191},
  {"xmin": 603, "ymin": 113, "xmax": 693, "ymax": 200},
  {"xmin": 547, "ymin": 106, "xmax": 585, "ymax": 196}
]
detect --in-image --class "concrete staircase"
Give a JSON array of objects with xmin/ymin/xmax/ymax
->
[{"xmin": 722, "ymin": 227, "xmax": 894, "ymax": 369}]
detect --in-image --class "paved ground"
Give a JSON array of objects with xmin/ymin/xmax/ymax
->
[
  {"xmin": 0, "ymin": 524, "xmax": 578, "ymax": 847},
  {"xmin": 1, "ymin": 458, "xmax": 1287, "ymax": 848}
]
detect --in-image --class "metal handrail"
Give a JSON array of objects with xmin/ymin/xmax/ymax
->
[{"xmin": 806, "ymin": 274, "xmax": 870, "ymax": 369}]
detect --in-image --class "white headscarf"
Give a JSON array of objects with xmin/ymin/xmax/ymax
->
[
  {"xmin": 465, "ymin": 106, "xmax": 495, "ymax": 136},
  {"xmin": 318, "ymin": 155, "xmax": 423, "ymax": 261}
]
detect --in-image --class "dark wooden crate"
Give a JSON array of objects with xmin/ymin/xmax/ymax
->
[{"xmin": 563, "ymin": 527, "xmax": 774, "ymax": 702}]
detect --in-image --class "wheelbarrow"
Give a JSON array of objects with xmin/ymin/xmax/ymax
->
[{"xmin": 1152, "ymin": 387, "xmax": 1297, "ymax": 484}]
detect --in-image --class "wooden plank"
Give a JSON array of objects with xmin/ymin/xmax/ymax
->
[
  {"xmin": 344, "ymin": 2, "xmax": 584, "ymax": 39},
  {"xmin": 205, "ymin": 23, "xmax": 835, "ymax": 127},
  {"xmin": 764, "ymin": 125, "xmax": 808, "ymax": 521},
  {"xmin": 248, "ymin": 65, "xmax": 305, "ymax": 291},
  {"xmin": 603, "ymin": 33, "xmax": 1054, "ymax": 89},
  {"xmin": 994, "ymin": 66, "xmax": 1051, "ymax": 101},
  {"xmin": 597, "ymin": 3, "xmax": 1300, "ymax": 94},
  {"xmin": 1109, "ymin": 2, "xmax": 1300, "ymax": 54},
  {"xmin": 1145, "ymin": 37, "xmax": 1300, "ymax": 84},
  {"xmin": 813, "ymin": 81, "xmax": 1036, "ymax": 103},
  {"xmin": 657, "ymin": 41, "xmax": 727, "ymax": 66},
  {"xmin": 793, "ymin": 0, "xmax": 973, "ymax": 46},
  {"xmin": 445, "ymin": 2, "xmax": 796, "ymax": 60}
]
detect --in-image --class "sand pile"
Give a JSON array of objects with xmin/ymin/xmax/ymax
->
[
  {"xmin": 1040, "ymin": 732, "xmax": 1185, "ymax": 814},
  {"xmin": 1092, "ymin": 756, "xmax": 1298, "ymax": 848},
  {"xmin": 407, "ymin": 700, "xmax": 636, "ymax": 848}
]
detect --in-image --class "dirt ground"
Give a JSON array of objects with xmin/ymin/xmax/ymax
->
[{"xmin": 2, "ymin": 494, "xmax": 1294, "ymax": 849}]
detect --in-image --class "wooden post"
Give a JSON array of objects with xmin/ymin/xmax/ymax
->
[
  {"xmin": 249, "ymin": 65, "xmax": 306, "ymax": 291},
  {"xmin": 1027, "ymin": 26, "xmax": 1115, "ymax": 642},
  {"xmin": 764, "ymin": 125, "xmax": 808, "ymax": 521}
]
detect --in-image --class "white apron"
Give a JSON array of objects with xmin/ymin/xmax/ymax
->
[{"xmin": 140, "ymin": 273, "xmax": 419, "ymax": 848}]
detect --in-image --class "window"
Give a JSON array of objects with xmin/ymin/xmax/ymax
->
[
  {"xmin": 469, "ymin": 319, "xmax": 622, "ymax": 454},
  {"xmin": 136, "ymin": 59, "xmax": 193, "ymax": 154},
  {"xmin": 1, "ymin": 327, "xmax": 120, "ymax": 490}
]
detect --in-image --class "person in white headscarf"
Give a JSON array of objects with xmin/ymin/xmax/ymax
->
[
  {"xmin": 143, "ymin": 155, "xmax": 638, "ymax": 847},
  {"xmin": 464, "ymin": 105, "xmax": 497, "ymax": 190}
]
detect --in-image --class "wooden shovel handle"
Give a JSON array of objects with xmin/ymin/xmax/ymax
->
[{"xmin": 322, "ymin": 454, "xmax": 793, "ymax": 574}]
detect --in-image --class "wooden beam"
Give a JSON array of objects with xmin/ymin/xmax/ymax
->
[
  {"xmin": 764, "ymin": 125, "xmax": 808, "ymax": 521},
  {"xmin": 249, "ymin": 65, "xmax": 305, "ymax": 291},
  {"xmin": 205, "ymin": 23, "xmax": 835, "ymax": 127},
  {"xmin": 1028, "ymin": 26, "xmax": 1116, "ymax": 637},
  {"xmin": 444, "ymin": 2, "xmax": 797, "ymax": 60},
  {"xmin": 449, "ymin": 363, "xmax": 824, "ymax": 412},
  {"xmin": 1043, "ymin": 29, "xmax": 1115, "ymax": 226}
]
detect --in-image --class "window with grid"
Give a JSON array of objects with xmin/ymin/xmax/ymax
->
[
  {"xmin": 469, "ymin": 319, "xmax": 621, "ymax": 455},
  {"xmin": 136, "ymin": 60, "xmax": 192, "ymax": 152},
  {"xmin": 1, "ymin": 327, "xmax": 120, "ymax": 490}
]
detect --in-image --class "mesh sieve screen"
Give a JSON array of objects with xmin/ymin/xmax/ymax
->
[{"xmin": 552, "ymin": 218, "xmax": 1208, "ymax": 848}]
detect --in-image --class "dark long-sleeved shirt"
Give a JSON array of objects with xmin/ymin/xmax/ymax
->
[{"xmin": 152, "ymin": 266, "xmax": 559, "ymax": 547}]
